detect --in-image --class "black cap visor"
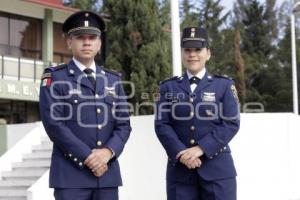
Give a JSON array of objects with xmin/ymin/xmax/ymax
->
[{"xmin": 181, "ymin": 40, "xmax": 208, "ymax": 48}]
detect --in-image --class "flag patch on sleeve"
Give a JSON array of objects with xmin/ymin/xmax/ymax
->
[{"xmin": 41, "ymin": 73, "xmax": 52, "ymax": 87}]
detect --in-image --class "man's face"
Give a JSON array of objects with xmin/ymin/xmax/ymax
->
[
  {"xmin": 181, "ymin": 47, "xmax": 211, "ymax": 74},
  {"xmin": 67, "ymin": 34, "xmax": 101, "ymax": 62}
]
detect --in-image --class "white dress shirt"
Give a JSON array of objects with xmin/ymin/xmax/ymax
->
[
  {"xmin": 73, "ymin": 57, "xmax": 96, "ymax": 78},
  {"xmin": 187, "ymin": 68, "xmax": 206, "ymax": 92}
]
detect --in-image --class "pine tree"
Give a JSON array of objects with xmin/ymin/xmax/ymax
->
[
  {"xmin": 241, "ymin": 0, "xmax": 277, "ymax": 57},
  {"xmin": 180, "ymin": 0, "xmax": 199, "ymax": 29},
  {"xmin": 197, "ymin": 0, "xmax": 235, "ymax": 77},
  {"xmin": 158, "ymin": 0, "xmax": 171, "ymax": 30},
  {"xmin": 102, "ymin": 0, "xmax": 171, "ymax": 115},
  {"xmin": 235, "ymin": 0, "xmax": 294, "ymax": 112}
]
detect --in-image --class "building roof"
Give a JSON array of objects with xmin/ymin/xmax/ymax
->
[{"xmin": 21, "ymin": 0, "xmax": 78, "ymax": 12}]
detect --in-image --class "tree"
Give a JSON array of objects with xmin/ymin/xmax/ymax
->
[
  {"xmin": 158, "ymin": 0, "xmax": 171, "ymax": 30},
  {"xmin": 180, "ymin": 0, "xmax": 199, "ymax": 29},
  {"xmin": 233, "ymin": 0, "xmax": 294, "ymax": 112},
  {"xmin": 197, "ymin": 0, "xmax": 236, "ymax": 78},
  {"xmin": 241, "ymin": 0, "xmax": 277, "ymax": 57},
  {"xmin": 102, "ymin": 0, "xmax": 171, "ymax": 115}
]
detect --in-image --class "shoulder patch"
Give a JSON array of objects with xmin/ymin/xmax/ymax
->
[
  {"xmin": 231, "ymin": 84, "xmax": 239, "ymax": 102},
  {"xmin": 214, "ymin": 74, "xmax": 233, "ymax": 80},
  {"xmin": 103, "ymin": 68, "xmax": 122, "ymax": 77},
  {"xmin": 44, "ymin": 63, "xmax": 67, "ymax": 73},
  {"xmin": 41, "ymin": 72, "xmax": 51, "ymax": 80},
  {"xmin": 40, "ymin": 64, "xmax": 67, "ymax": 87},
  {"xmin": 160, "ymin": 76, "xmax": 179, "ymax": 84}
]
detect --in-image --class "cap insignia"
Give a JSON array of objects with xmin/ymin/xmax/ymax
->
[{"xmin": 191, "ymin": 28, "xmax": 196, "ymax": 38}]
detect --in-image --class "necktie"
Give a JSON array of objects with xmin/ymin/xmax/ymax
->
[
  {"xmin": 83, "ymin": 68, "xmax": 96, "ymax": 89},
  {"xmin": 189, "ymin": 76, "xmax": 201, "ymax": 85}
]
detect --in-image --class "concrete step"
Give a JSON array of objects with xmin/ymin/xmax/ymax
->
[
  {"xmin": 31, "ymin": 149, "xmax": 52, "ymax": 154},
  {"xmin": 2, "ymin": 176, "xmax": 37, "ymax": 181},
  {"xmin": 19, "ymin": 159, "xmax": 51, "ymax": 167},
  {"xmin": 12, "ymin": 160, "xmax": 51, "ymax": 168},
  {"xmin": 0, "ymin": 136, "xmax": 53, "ymax": 200},
  {"xmin": 0, "ymin": 180, "xmax": 35, "ymax": 187},
  {"xmin": 0, "ymin": 189, "xmax": 26, "ymax": 197},
  {"xmin": 41, "ymin": 137, "xmax": 51, "ymax": 143},
  {"xmin": 0, "ymin": 197, "xmax": 25, "ymax": 200},
  {"xmin": 31, "ymin": 143, "xmax": 52, "ymax": 151},
  {"xmin": 22, "ymin": 152, "xmax": 51, "ymax": 160},
  {"xmin": 12, "ymin": 167, "xmax": 49, "ymax": 172},
  {"xmin": 0, "ymin": 186, "xmax": 27, "ymax": 190},
  {"xmin": 2, "ymin": 169, "xmax": 47, "ymax": 179}
]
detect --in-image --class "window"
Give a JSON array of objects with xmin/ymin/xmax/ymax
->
[
  {"xmin": 0, "ymin": 12, "xmax": 42, "ymax": 60},
  {"xmin": 53, "ymin": 22, "xmax": 72, "ymax": 64},
  {"xmin": 0, "ymin": 14, "xmax": 9, "ymax": 55}
]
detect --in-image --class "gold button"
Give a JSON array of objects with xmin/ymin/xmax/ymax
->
[
  {"xmin": 79, "ymin": 162, "xmax": 83, "ymax": 166},
  {"xmin": 97, "ymin": 141, "xmax": 102, "ymax": 146},
  {"xmin": 97, "ymin": 108, "xmax": 101, "ymax": 114},
  {"xmin": 190, "ymin": 112, "xmax": 194, "ymax": 117},
  {"xmin": 215, "ymin": 152, "xmax": 219, "ymax": 156},
  {"xmin": 95, "ymin": 94, "xmax": 100, "ymax": 99},
  {"xmin": 189, "ymin": 98, "xmax": 193, "ymax": 103},
  {"xmin": 209, "ymin": 157, "xmax": 213, "ymax": 159},
  {"xmin": 97, "ymin": 124, "xmax": 102, "ymax": 130},
  {"xmin": 224, "ymin": 147, "xmax": 227, "ymax": 150},
  {"xmin": 68, "ymin": 153, "xmax": 72, "ymax": 157},
  {"xmin": 74, "ymin": 158, "xmax": 78, "ymax": 162},
  {"xmin": 190, "ymin": 139, "xmax": 195, "ymax": 145},
  {"xmin": 220, "ymin": 148, "xmax": 223, "ymax": 152},
  {"xmin": 74, "ymin": 99, "xmax": 78, "ymax": 104},
  {"xmin": 190, "ymin": 126, "xmax": 195, "ymax": 131}
]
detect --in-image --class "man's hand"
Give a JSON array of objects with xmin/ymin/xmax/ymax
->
[
  {"xmin": 84, "ymin": 148, "xmax": 113, "ymax": 172},
  {"xmin": 176, "ymin": 146, "xmax": 204, "ymax": 169},
  {"xmin": 93, "ymin": 164, "xmax": 108, "ymax": 177}
]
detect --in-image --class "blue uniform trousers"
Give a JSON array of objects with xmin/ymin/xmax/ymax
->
[
  {"xmin": 167, "ymin": 172, "xmax": 236, "ymax": 200},
  {"xmin": 54, "ymin": 187, "xmax": 118, "ymax": 200}
]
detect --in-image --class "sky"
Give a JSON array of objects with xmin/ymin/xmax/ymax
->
[{"xmin": 220, "ymin": 0, "xmax": 287, "ymax": 12}]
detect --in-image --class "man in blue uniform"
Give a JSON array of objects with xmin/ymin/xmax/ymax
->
[
  {"xmin": 155, "ymin": 27, "xmax": 240, "ymax": 200},
  {"xmin": 39, "ymin": 10, "xmax": 131, "ymax": 200}
]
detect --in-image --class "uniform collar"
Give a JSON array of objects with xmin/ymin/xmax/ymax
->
[
  {"xmin": 72, "ymin": 57, "xmax": 96, "ymax": 73},
  {"xmin": 178, "ymin": 69, "xmax": 213, "ymax": 94},
  {"xmin": 186, "ymin": 68, "xmax": 206, "ymax": 80}
]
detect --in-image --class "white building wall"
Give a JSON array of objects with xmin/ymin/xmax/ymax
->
[{"xmin": 6, "ymin": 122, "xmax": 40, "ymax": 149}]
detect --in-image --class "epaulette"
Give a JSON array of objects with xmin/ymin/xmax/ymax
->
[
  {"xmin": 41, "ymin": 63, "xmax": 67, "ymax": 81},
  {"xmin": 43, "ymin": 63, "xmax": 67, "ymax": 73},
  {"xmin": 160, "ymin": 76, "xmax": 179, "ymax": 84},
  {"xmin": 214, "ymin": 74, "xmax": 233, "ymax": 80},
  {"xmin": 103, "ymin": 68, "xmax": 122, "ymax": 77}
]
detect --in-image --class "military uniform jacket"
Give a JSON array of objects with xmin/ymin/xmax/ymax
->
[
  {"xmin": 39, "ymin": 60, "xmax": 131, "ymax": 188},
  {"xmin": 155, "ymin": 72, "xmax": 240, "ymax": 182}
]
